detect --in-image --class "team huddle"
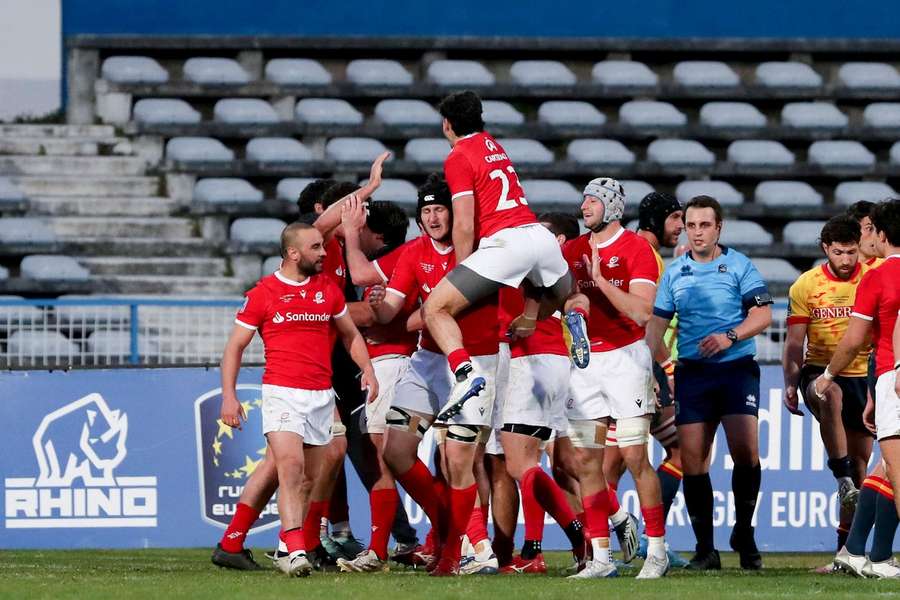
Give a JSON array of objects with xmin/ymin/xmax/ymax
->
[{"xmin": 209, "ymin": 90, "xmax": 900, "ymax": 580}]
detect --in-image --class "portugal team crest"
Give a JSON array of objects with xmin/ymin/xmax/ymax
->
[{"xmin": 194, "ymin": 385, "xmax": 279, "ymax": 532}]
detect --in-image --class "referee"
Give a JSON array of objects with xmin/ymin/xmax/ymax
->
[{"xmin": 646, "ymin": 195, "xmax": 773, "ymax": 571}]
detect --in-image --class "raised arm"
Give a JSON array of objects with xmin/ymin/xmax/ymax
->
[{"xmin": 314, "ymin": 151, "xmax": 390, "ymax": 241}]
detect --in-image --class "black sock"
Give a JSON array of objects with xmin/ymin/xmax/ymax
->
[
  {"xmin": 521, "ymin": 539, "xmax": 542, "ymax": 560},
  {"xmin": 683, "ymin": 473, "xmax": 715, "ymax": 554},
  {"xmin": 563, "ymin": 519, "xmax": 584, "ymax": 551},
  {"xmin": 827, "ymin": 456, "xmax": 854, "ymax": 480},
  {"xmin": 657, "ymin": 465, "xmax": 682, "ymax": 519},
  {"xmin": 836, "ymin": 527, "xmax": 849, "ymax": 552},
  {"xmin": 845, "ymin": 486, "xmax": 877, "ymax": 556},
  {"xmin": 732, "ymin": 463, "xmax": 761, "ymax": 533},
  {"xmin": 870, "ymin": 492, "xmax": 900, "ymax": 563}
]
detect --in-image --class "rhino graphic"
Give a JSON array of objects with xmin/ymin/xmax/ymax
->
[{"xmin": 32, "ymin": 393, "xmax": 129, "ymax": 486}]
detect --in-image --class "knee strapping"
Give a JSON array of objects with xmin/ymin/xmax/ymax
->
[
  {"xmin": 330, "ymin": 421, "xmax": 347, "ymax": 437},
  {"xmin": 566, "ymin": 419, "xmax": 607, "ymax": 449},
  {"xmin": 386, "ymin": 407, "xmax": 431, "ymax": 439},
  {"xmin": 616, "ymin": 417, "xmax": 651, "ymax": 447},
  {"xmin": 446, "ymin": 424, "xmax": 480, "ymax": 444}
]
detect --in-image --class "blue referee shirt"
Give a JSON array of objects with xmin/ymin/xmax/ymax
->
[{"xmin": 653, "ymin": 246, "xmax": 768, "ymax": 363}]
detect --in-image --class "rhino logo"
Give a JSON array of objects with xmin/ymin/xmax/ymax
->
[{"xmin": 32, "ymin": 393, "xmax": 128, "ymax": 487}]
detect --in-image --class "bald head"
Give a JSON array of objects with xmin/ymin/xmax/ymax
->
[{"xmin": 281, "ymin": 222, "xmax": 326, "ymax": 276}]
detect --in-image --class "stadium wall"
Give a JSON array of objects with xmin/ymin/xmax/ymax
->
[{"xmin": 1, "ymin": 366, "xmax": 860, "ymax": 551}]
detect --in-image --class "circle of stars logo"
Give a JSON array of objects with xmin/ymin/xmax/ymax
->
[{"xmin": 211, "ymin": 396, "xmax": 266, "ymax": 480}]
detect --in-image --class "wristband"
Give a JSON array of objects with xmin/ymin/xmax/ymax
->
[
  {"xmin": 823, "ymin": 366, "xmax": 835, "ymax": 381},
  {"xmin": 660, "ymin": 359, "xmax": 675, "ymax": 377}
]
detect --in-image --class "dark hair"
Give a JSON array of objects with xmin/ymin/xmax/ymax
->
[
  {"xmin": 871, "ymin": 199, "xmax": 900, "ymax": 247},
  {"xmin": 683, "ymin": 195, "xmax": 723, "ymax": 224},
  {"xmin": 537, "ymin": 211, "xmax": 580, "ymax": 241},
  {"xmin": 297, "ymin": 178, "xmax": 337, "ymax": 214},
  {"xmin": 846, "ymin": 200, "xmax": 876, "ymax": 223},
  {"xmin": 820, "ymin": 215, "xmax": 861, "ymax": 246},
  {"xmin": 367, "ymin": 200, "xmax": 410, "ymax": 251},
  {"xmin": 437, "ymin": 91, "xmax": 485, "ymax": 136},
  {"xmin": 319, "ymin": 181, "xmax": 358, "ymax": 210},
  {"xmin": 280, "ymin": 221, "xmax": 315, "ymax": 257}
]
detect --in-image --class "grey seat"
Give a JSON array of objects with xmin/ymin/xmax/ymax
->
[
  {"xmin": 374, "ymin": 99, "xmax": 441, "ymax": 128},
  {"xmin": 0, "ymin": 295, "xmax": 43, "ymax": 325},
  {"xmin": 245, "ymin": 137, "xmax": 313, "ymax": 163},
  {"xmin": 890, "ymin": 142, "xmax": 900, "ymax": 165},
  {"xmin": 753, "ymin": 258, "xmax": 801, "ymax": 285},
  {"xmin": 783, "ymin": 220, "xmax": 827, "ymax": 243},
  {"xmin": 755, "ymin": 62, "xmax": 822, "ymax": 90},
  {"xmin": 496, "ymin": 138, "xmax": 554, "ymax": 165},
  {"xmin": 482, "ymin": 101, "xmax": 525, "ymax": 127},
  {"xmin": 194, "ymin": 178, "xmax": 263, "ymax": 204},
  {"xmin": 276, "ymin": 178, "xmax": 317, "ymax": 202},
  {"xmin": 87, "ymin": 330, "xmax": 157, "ymax": 359},
  {"xmin": 510, "ymin": 61, "xmax": 576, "ymax": 87},
  {"xmin": 834, "ymin": 181, "xmax": 897, "ymax": 206},
  {"xmin": 675, "ymin": 181, "xmax": 743, "ymax": 206},
  {"xmin": 727, "ymin": 140, "xmax": 795, "ymax": 168},
  {"xmin": 538, "ymin": 101, "xmax": 606, "ymax": 128},
  {"xmin": 620, "ymin": 181, "xmax": 655, "ymax": 205},
  {"xmin": 133, "ymin": 99, "xmax": 201, "ymax": 125},
  {"xmin": 619, "ymin": 100, "xmax": 687, "ymax": 129},
  {"xmin": 325, "ymin": 137, "xmax": 389, "ymax": 164},
  {"xmin": 165, "ymin": 137, "xmax": 234, "ymax": 163},
  {"xmin": 592, "ymin": 61, "xmax": 658, "ymax": 90},
  {"xmin": 53, "ymin": 294, "xmax": 130, "ymax": 326},
  {"xmin": 295, "ymin": 98, "xmax": 363, "ymax": 126},
  {"xmin": 673, "ymin": 61, "xmax": 740, "ymax": 89},
  {"xmin": 0, "ymin": 218, "xmax": 56, "ymax": 243},
  {"xmin": 0, "ymin": 177, "xmax": 26, "ymax": 205},
  {"xmin": 520, "ymin": 180, "xmax": 581, "ymax": 205},
  {"xmin": 213, "ymin": 99, "xmax": 278, "ymax": 124},
  {"xmin": 646, "ymin": 139, "xmax": 715, "ymax": 168},
  {"xmin": 404, "ymin": 138, "xmax": 450, "ymax": 165},
  {"xmin": 0, "ymin": 266, "xmax": 7, "ymax": 280},
  {"xmin": 101, "ymin": 56, "xmax": 169, "ymax": 84},
  {"xmin": 7, "ymin": 331, "xmax": 78, "ymax": 357},
  {"xmin": 265, "ymin": 59, "xmax": 331, "ymax": 86},
  {"xmin": 808, "ymin": 141, "xmax": 875, "ymax": 171},
  {"xmin": 346, "ymin": 59, "xmax": 413, "ymax": 86},
  {"xmin": 230, "ymin": 218, "xmax": 287, "ymax": 244},
  {"xmin": 838, "ymin": 62, "xmax": 900, "ymax": 91},
  {"xmin": 781, "ymin": 102, "xmax": 848, "ymax": 130},
  {"xmin": 863, "ymin": 103, "xmax": 900, "ymax": 129},
  {"xmin": 20, "ymin": 255, "xmax": 89, "ymax": 280},
  {"xmin": 183, "ymin": 57, "xmax": 250, "ymax": 85},
  {"xmin": 262, "ymin": 256, "xmax": 282, "ymax": 275},
  {"xmin": 720, "ymin": 221, "xmax": 773, "ymax": 246},
  {"xmin": 426, "ymin": 60, "xmax": 495, "ymax": 86},
  {"xmin": 369, "ymin": 179, "xmax": 418, "ymax": 208},
  {"xmin": 699, "ymin": 102, "xmax": 767, "ymax": 130},
  {"xmin": 755, "ymin": 181, "xmax": 823, "ymax": 207},
  {"xmin": 567, "ymin": 139, "xmax": 635, "ymax": 167}
]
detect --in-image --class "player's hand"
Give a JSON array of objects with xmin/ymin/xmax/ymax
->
[
  {"xmin": 367, "ymin": 284, "xmax": 386, "ymax": 307},
  {"xmin": 863, "ymin": 394, "xmax": 876, "ymax": 435},
  {"xmin": 653, "ymin": 379, "xmax": 662, "ymax": 409},
  {"xmin": 582, "ymin": 245, "xmax": 605, "ymax": 288},
  {"xmin": 361, "ymin": 366, "xmax": 379, "ymax": 404},
  {"xmin": 783, "ymin": 385, "xmax": 803, "ymax": 416},
  {"xmin": 698, "ymin": 333, "xmax": 732, "ymax": 358},
  {"xmin": 220, "ymin": 394, "xmax": 246, "ymax": 430},
  {"xmin": 812, "ymin": 375, "xmax": 833, "ymax": 401},
  {"xmin": 509, "ymin": 313, "xmax": 537, "ymax": 339},
  {"xmin": 368, "ymin": 151, "xmax": 391, "ymax": 189},
  {"xmin": 341, "ymin": 194, "xmax": 367, "ymax": 232}
]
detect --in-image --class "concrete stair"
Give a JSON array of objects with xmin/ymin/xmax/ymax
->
[
  {"xmin": 28, "ymin": 196, "xmax": 177, "ymax": 217},
  {"xmin": 0, "ymin": 155, "xmax": 147, "ymax": 177},
  {"xmin": 0, "ymin": 138, "xmax": 131, "ymax": 156},
  {"xmin": 46, "ymin": 217, "xmax": 195, "ymax": 239},
  {"xmin": 79, "ymin": 257, "xmax": 227, "ymax": 277},
  {"xmin": 0, "ymin": 125, "xmax": 117, "ymax": 138},
  {"xmin": 11, "ymin": 176, "xmax": 160, "ymax": 197},
  {"xmin": 91, "ymin": 275, "xmax": 248, "ymax": 295}
]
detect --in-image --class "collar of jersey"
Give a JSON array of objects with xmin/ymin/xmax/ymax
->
[
  {"xmin": 686, "ymin": 244, "xmax": 729, "ymax": 264},
  {"xmin": 821, "ymin": 261, "xmax": 861, "ymax": 282},
  {"xmin": 274, "ymin": 270, "xmax": 311, "ymax": 286},
  {"xmin": 458, "ymin": 132, "xmax": 480, "ymax": 141},
  {"xmin": 887, "ymin": 253, "xmax": 900, "ymax": 261},
  {"xmin": 593, "ymin": 226, "xmax": 625, "ymax": 249},
  {"xmin": 430, "ymin": 237, "xmax": 454, "ymax": 255}
]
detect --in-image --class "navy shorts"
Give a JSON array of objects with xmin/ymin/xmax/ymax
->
[
  {"xmin": 799, "ymin": 365, "xmax": 871, "ymax": 435},
  {"xmin": 674, "ymin": 356, "xmax": 760, "ymax": 426}
]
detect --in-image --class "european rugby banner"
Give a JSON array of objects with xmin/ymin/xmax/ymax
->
[{"xmin": 1, "ymin": 367, "xmax": 861, "ymax": 550}]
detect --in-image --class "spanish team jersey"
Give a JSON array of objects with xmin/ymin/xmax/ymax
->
[
  {"xmin": 866, "ymin": 256, "xmax": 885, "ymax": 269},
  {"xmin": 654, "ymin": 246, "xmax": 769, "ymax": 363},
  {"xmin": 851, "ymin": 254, "xmax": 900, "ymax": 377},
  {"xmin": 787, "ymin": 262, "xmax": 870, "ymax": 376}
]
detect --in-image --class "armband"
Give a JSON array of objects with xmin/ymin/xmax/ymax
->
[{"xmin": 752, "ymin": 292, "xmax": 774, "ymax": 307}]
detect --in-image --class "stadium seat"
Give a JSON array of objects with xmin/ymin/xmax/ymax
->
[
  {"xmin": 0, "ymin": 295, "xmax": 44, "ymax": 326},
  {"xmin": 245, "ymin": 137, "xmax": 313, "ymax": 163},
  {"xmin": 482, "ymin": 100, "xmax": 525, "ymax": 126},
  {"xmin": 406, "ymin": 218, "xmax": 422, "ymax": 241},
  {"xmin": 295, "ymin": 98, "xmax": 364, "ymax": 126},
  {"xmin": 496, "ymin": 138, "xmax": 554, "ymax": 165},
  {"xmin": 890, "ymin": 142, "xmax": 900, "ymax": 165},
  {"xmin": 619, "ymin": 100, "xmax": 687, "ymax": 130},
  {"xmin": 510, "ymin": 60, "xmax": 577, "ymax": 87},
  {"xmin": 7, "ymin": 331, "xmax": 78, "ymax": 357},
  {"xmin": 781, "ymin": 102, "xmax": 848, "ymax": 130},
  {"xmin": 346, "ymin": 59, "xmax": 413, "ymax": 86},
  {"xmin": 592, "ymin": 61, "xmax": 658, "ymax": 90},
  {"xmin": 20, "ymin": 255, "xmax": 90, "ymax": 280},
  {"xmin": 276, "ymin": 178, "xmax": 316, "ymax": 202},
  {"xmin": 673, "ymin": 61, "xmax": 740, "ymax": 89},
  {"xmin": 754, "ymin": 181, "xmax": 823, "ymax": 207},
  {"xmin": 265, "ymin": 58, "xmax": 332, "ymax": 86},
  {"xmin": 262, "ymin": 256, "xmax": 282, "ymax": 274},
  {"xmin": 808, "ymin": 141, "xmax": 875, "ymax": 171},
  {"xmin": 230, "ymin": 218, "xmax": 287, "ymax": 243},
  {"xmin": 133, "ymin": 99, "xmax": 202, "ymax": 125},
  {"xmin": 53, "ymin": 294, "xmax": 130, "ymax": 325},
  {"xmin": 369, "ymin": 178, "xmax": 418, "ymax": 208},
  {"xmin": 0, "ymin": 218, "xmax": 56, "ymax": 243},
  {"xmin": 862, "ymin": 103, "xmax": 900, "ymax": 129},
  {"xmin": 374, "ymin": 99, "xmax": 441, "ymax": 128},
  {"xmin": 621, "ymin": 180, "xmax": 655, "ymax": 205},
  {"xmin": 753, "ymin": 258, "xmax": 802, "ymax": 285},
  {"xmin": 566, "ymin": 139, "xmax": 635, "ymax": 167},
  {"xmin": 404, "ymin": 138, "xmax": 450, "ymax": 165},
  {"xmin": 86, "ymin": 330, "xmax": 157, "ymax": 358},
  {"xmin": 537, "ymin": 101, "xmax": 606, "ymax": 128},
  {"xmin": 520, "ymin": 179, "xmax": 581, "ymax": 205},
  {"xmin": 837, "ymin": 62, "xmax": 900, "ymax": 91},
  {"xmin": 165, "ymin": 137, "xmax": 234, "ymax": 164},
  {"xmin": 325, "ymin": 137, "xmax": 389, "ymax": 165},
  {"xmin": 754, "ymin": 61, "xmax": 822, "ymax": 90},
  {"xmin": 213, "ymin": 99, "xmax": 279, "ymax": 124},
  {"xmin": 426, "ymin": 60, "xmax": 495, "ymax": 86},
  {"xmin": 720, "ymin": 220, "xmax": 773, "ymax": 245},
  {"xmin": 0, "ymin": 177, "xmax": 26, "ymax": 207},
  {"xmin": 101, "ymin": 56, "xmax": 169, "ymax": 84},
  {"xmin": 646, "ymin": 139, "xmax": 715, "ymax": 168},
  {"xmin": 675, "ymin": 181, "xmax": 744, "ymax": 206},
  {"xmin": 783, "ymin": 220, "xmax": 827, "ymax": 243},
  {"xmin": 699, "ymin": 102, "xmax": 767, "ymax": 130},
  {"xmin": 182, "ymin": 57, "xmax": 251, "ymax": 85},
  {"xmin": 193, "ymin": 178, "xmax": 263, "ymax": 203},
  {"xmin": 833, "ymin": 181, "xmax": 896, "ymax": 206},
  {"xmin": 0, "ymin": 266, "xmax": 7, "ymax": 280},
  {"xmin": 727, "ymin": 140, "xmax": 796, "ymax": 168}
]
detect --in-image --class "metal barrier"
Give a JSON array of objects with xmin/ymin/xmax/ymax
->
[{"xmin": 0, "ymin": 297, "xmax": 788, "ymax": 368}]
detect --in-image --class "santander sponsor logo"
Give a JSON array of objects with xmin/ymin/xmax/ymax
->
[{"xmin": 273, "ymin": 311, "xmax": 329, "ymax": 324}]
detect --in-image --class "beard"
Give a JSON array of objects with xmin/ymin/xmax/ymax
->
[{"xmin": 298, "ymin": 258, "xmax": 323, "ymax": 277}]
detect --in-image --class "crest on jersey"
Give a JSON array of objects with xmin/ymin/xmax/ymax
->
[
  {"xmin": 314, "ymin": 291, "xmax": 325, "ymax": 304},
  {"xmin": 336, "ymin": 266, "xmax": 344, "ymax": 277},
  {"xmin": 485, "ymin": 138, "xmax": 498, "ymax": 152},
  {"xmin": 607, "ymin": 256, "xmax": 620, "ymax": 268},
  {"xmin": 718, "ymin": 264, "xmax": 728, "ymax": 273}
]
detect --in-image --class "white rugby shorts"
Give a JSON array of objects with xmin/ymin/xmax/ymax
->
[
  {"xmin": 875, "ymin": 370, "xmax": 900, "ymax": 441},
  {"xmin": 567, "ymin": 339, "xmax": 656, "ymax": 422},
  {"xmin": 261, "ymin": 384, "xmax": 335, "ymax": 446},
  {"xmin": 361, "ymin": 354, "xmax": 411, "ymax": 435},
  {"xmin": 460, "ymin": 223, "xmax": 568, "ymax": 288},
  {"xmin": 504, "ymin": 353, "xmax": 570, "ymax": 431}
]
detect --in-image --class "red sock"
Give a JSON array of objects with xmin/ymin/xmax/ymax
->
[
  {"xmin": 583, "ymin": 491, "xmax": 611, "ymax": 539},
  {"xmin": 303, "ymin": 500, "xmax": 328, "ymax": 551},
  {"xmin": 521, "ymin": 467, "xmax": 547, "ymax": 541},
  {"xmin": 466, "ymin": 505, "xmax": 489, "ymax": 546},
  {"xmin": 283, "ymin": 527, "xmax": 305, "ymax": 554},
  {"xmin": 444, "ymin": 484, "xmax": 477, "ymax": 561},
  {"xmin": 527, "ymin": 466, "xmax": 578, "ymax": 528},
  {"xmin": 642, "ymin": 504, "xmax": 665, "ymax": 537},
  {"xmin": 220, "ymin": 502, "xmax": 261, "ymax": 552},
  {"xmin": 424, "ymin": 526, "xmax": 438, "ymax": 553},
  {"xmin": 448, "ymin": 349, "xmax": 472, "ymax": 373},
  {"xmin": 607, "ymin": 484, "xmax": 621, "ymax": 515},
  {"xmin": 396, "ymin": 460, "xmax": 443, "ymax": 529},
  {"xmin": 368, "ymin": 488, "xmax": 399, "ymax": 559}
]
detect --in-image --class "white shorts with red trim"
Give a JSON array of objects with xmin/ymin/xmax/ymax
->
[
  {"xmin": 567, "ymin": 339, "xmax": 655, "ymax": 421},
  {"xmin": 875, "ymin": 371, "xmax": 900, "ymax": 441},
  {"xmin": 261, "ymin": 384, "xmax": 335, "ymax": 445},
  {"xmin": 460, "ymin": 223, "xmax": 568, "ymax": 288},
  {"xmin": 361, "ymin": 354, "xmax": 411, "ymax": 435}
]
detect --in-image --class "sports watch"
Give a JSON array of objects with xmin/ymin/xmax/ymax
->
[{"xmin": 725, "ymin": 329, "xmax": 738, "ymax": 343}]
